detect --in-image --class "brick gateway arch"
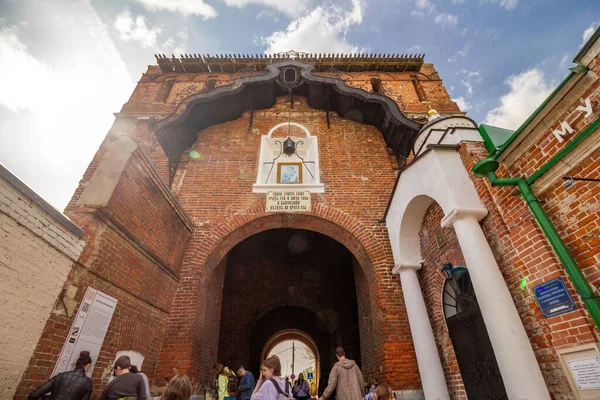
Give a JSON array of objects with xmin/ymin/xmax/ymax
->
[{"xmin": 153, "ymin": 207, "xmax": 399, "ymax": 386}]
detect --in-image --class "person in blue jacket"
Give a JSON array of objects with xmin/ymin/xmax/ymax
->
[{"xmin": 236, "ymin": 364, "xmax": 255, "ymax": 400}]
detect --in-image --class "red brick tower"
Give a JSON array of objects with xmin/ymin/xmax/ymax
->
[{"xmin": 15, "ymin": 53, "xmax": 461, "ymax": 398}]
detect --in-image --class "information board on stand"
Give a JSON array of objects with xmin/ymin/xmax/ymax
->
[{"xmin": 52, "ymin": 287, "xmax": 118, "ymax": 377}]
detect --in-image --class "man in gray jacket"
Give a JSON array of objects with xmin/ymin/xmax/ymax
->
[{"xmin": 320, "ymin": 347, "xmax": 364, "ymax": 400}]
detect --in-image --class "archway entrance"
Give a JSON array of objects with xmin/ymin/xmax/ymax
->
[
  {"xmin": 214, "ymin": 228, "xmax": 368, "ymax": 388},
  {"xmin": 443, "ymin": 268, "xmax": 507, "ymax": 399},
  {"xmin": 262, "ymin": 329, "xmax": 319, "ymax": 390}
]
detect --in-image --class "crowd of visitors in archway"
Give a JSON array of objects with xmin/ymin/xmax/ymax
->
[
  {"xmin": 214, "ymin": 347, "xmax": 391, "ymax": 400},
  {"xmin": 26, "ymin": 347, "xmax": 392, "ymax": 400}
]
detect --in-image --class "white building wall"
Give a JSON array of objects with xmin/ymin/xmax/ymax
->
[{"xmin": 0, "ymin": 169, "xmax": 84, "ymax": 399}]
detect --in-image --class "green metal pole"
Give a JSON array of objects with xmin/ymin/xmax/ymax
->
[{"xmin": 472, "ymin": 159, "xmax": 600, "ymax": 329}]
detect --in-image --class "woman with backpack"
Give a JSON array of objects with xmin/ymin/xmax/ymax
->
[
  {"xmin": 292, "ymin": 374, "xmax": 309, "ymax": 400},
  {"xmin": 251, "ymin": 356, "xmax": 291, "ymax": 400}
]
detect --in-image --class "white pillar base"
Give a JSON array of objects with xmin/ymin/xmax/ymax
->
[{"xmin": 396, "ymin": 264, "xmax": 450, "ymax": 400}]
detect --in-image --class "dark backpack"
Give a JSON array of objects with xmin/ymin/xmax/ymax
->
[{"xmin": 228, "ymin": 374, "xmax": 239, "ymax": 394}]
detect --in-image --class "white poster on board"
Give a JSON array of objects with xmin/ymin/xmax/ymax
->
[
  {"xmin": 568, "ymin": 356, "xmax": 600, "ymax": 390},
  {"xmin": 52, "ymin": 287, "xmax": 118, "ymax": 377}
]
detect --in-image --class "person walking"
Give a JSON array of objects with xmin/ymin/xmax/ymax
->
[
  {"xmin": 130, "ymin": 366, "xmax": 152, "ymax": 400},
  {"xmin": 236, "ymin": 364, "xmax": 255, "ymax": 400},
  {"xmin": 319, "ymin": 347, "xmax": 364, "ymax": 400},
  {"xmin": 161, "ymin": 374, "xmax": 193, "ymax": 400},
  {"xmin": 250, "ymin": 356, "xmax": 291, "ymax": 400},
  {"xmin": 28, "ymin": 351, "xmax": 93, "ymax": 400},
  {"xmin": 100, "ymin": 355, "xmax": 147, "ymax": 400},
  {"xmin": 292, "ymin": 373, "xmax": 309, "ymax": 400}
]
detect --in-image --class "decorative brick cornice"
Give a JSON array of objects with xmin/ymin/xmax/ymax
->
[{"xmin": 130, "ymin": 148, "xmax": 194, "ymax": 232}]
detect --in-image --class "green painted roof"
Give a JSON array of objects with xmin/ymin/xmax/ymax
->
[{"xmin": 478, "ymin": 124, "xmax": 515, "ymax": 154}]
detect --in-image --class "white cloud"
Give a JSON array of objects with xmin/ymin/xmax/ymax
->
[
  {"xmin": 434, "ymin": 14, "xmax": 458, "ymax": 29},
  {"xmin": 114, "ymin": 7, "xmax": 188, "ymax": 55},
  {"xmin": 453, "ymin": 96, "xmax": 471, "ymax": 111},
  {"xmin": 415, "ymin": 0, "xmax": 435, "ymax": 13},
  {"xmin": 134, "ymin": 0, "xmax": 217, "ymax": 19},
  {"xmin": 223, "ymin": 0, "xmax": 312, "ymax": 18},
  {"xmin": 411, "ymin": 10, "xmax": 425, "ymax": 18},
  {"xmin": 448, "ymin": 44, "xmax": 470, "ymax": 62},
  {"xmin": 0, "ymin": 0, "xmax": 134, "ymax": 209},
  {"xmin": 581, "ymin": 21, "xmax": 599, "ymax": 47},
  {"xmin": 483, "ymin": 27, "xmax": 500, "ymax": 39},
  {"xmin": 459, "ymin": 70, "xmax": 481, "ymax": 95},
  {"xmin": 0, "ymin": 27, "xmax": 53, "ymax": 112},
  {"xmin": 559, "ymin": 54, "xmax": 569, "ymax": 70},
  {"xmin": 485, "ymin": 68, "xmax": 554, "ymax": 129},
  {"xmin": 481, "ymin": 0, "xmax": 518, "ymax": 11},
  {"xmin": 260, "ymin": 0, "xmax": 365, "ymax": 54},
  {"xmin": 114, "ymin": 7, "xmax": 161, "ymax": 48},
  {"xmin": 256, "ymin": 9, "xmax": 279, "ymax": 21},
  {"xmin": 407, "ymin": 45, "xmax": 421, "ymax": 53},
  {"xmin": 161, "ymin": 27, "xmax": 189, "ymax": 55},
  {"xmin": 452, "ymin": 0, "xmax": 465, "ymax": 3}
]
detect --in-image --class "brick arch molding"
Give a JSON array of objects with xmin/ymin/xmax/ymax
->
[
  {"xmin": 197, "ymin": 201, "xmax": 389, "ymax": 284},
  {"xmin": 155, "ymin": 201, "xmax": 389, "ymax": 384}
]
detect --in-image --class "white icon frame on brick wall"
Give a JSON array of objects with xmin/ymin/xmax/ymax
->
[{"xmin": 253, "ymin": 122, "xmax": 325, "ymax": 193}]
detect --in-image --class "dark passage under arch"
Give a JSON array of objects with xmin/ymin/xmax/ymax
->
[{"xmin": 216, "ymin": 229, "xmax": 365, "ymax": 383}]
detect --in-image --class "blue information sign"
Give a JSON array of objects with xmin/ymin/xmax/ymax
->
[
  {"xmin": 307, "ymin": 372, "xmax": 313, "ymax": 381},
  {"xmin": 533, "ymin": 277, "xmax": 576, "ymax": 318}
]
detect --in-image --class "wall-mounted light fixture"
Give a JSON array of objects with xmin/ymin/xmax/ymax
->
[{"xmin": 441, "ymin": 262, "xmax": 454, "ymax": 280}]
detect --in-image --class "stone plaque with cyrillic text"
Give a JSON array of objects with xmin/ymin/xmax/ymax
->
[{"xmin": 266, "ymin": 191, "xmax": 311, "ymax": 212}]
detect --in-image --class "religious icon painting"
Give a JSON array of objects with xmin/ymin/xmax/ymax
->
[
  {"xmin": 435, "ymin": 229, "xmax": 446, "ymax": 248},
  {"xmin": 277, "ymin": 162, "xmax": 303, "ymax": 184}
]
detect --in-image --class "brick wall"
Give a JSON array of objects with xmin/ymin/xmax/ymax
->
[
  {"xmin": 16, "ymin": 143, "xmax": 192, "ymax": 399},
  {"xmin": 104, "ymin": 149, "xmax": 192, "ymax": 273},
  {"xmin": 0, "ymin": 172, "xmax": 84, "ymax": 399}
]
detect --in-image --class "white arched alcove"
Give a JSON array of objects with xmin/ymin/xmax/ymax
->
[
  {"xmin": 253, "ymin": 122, "xmax": 325, "ymax": 193},
  {"xmin": 384, "ymin": 116, "xmax": 549, "ymax": 400},
  {"xmin": 107, "ymin": 350, "xmax": 145, "ymax": 382}
]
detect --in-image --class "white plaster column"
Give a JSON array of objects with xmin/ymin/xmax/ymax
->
[
  {"xmin": 395, "ymin": 264, "xmax": 450, "ymax": 400},
  {"xmin": 444, "ymin": 211, "xmax": 550, "ymax": 399}
]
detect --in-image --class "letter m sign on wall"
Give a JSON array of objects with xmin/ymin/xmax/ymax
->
[
  {"xmin": 551, "ymin": 97, "xmax": 593, "ymax": 143},
  {"xmin": 552, "ymin": 121, "xmax": 574, "ymax": 142}
]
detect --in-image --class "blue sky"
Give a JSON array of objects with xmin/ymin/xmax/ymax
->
[{"xmin": 0, "ymin": 0, "xmax": 599, "ymax": 209}]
